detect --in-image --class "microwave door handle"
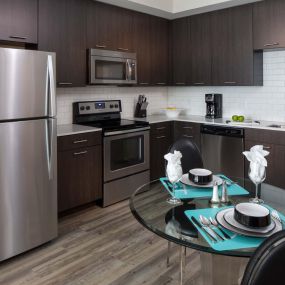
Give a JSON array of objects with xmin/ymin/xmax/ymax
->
[{"xmin": 126, "ymin": 59, "xmax": 132, "ymax": 81}]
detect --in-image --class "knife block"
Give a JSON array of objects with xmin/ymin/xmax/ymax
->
[{"xmin": 134, "ymin": 103, "xmax": 147, "ymax": 118}]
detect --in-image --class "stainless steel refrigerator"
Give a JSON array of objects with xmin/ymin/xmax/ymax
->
[{"xmin": 0, "ymin": 48, "xmax": 57, "ymax": 261}]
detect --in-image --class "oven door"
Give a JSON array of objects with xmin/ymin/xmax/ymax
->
[
  {"xmin": 90, "ymin": 55, "xmax": 137, "ymax": 85},
  {"xmin": 104, "ymin": 130, "xmax": 150, "ymax": 182}
]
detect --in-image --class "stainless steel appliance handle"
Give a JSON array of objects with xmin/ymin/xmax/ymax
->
[
  {"xmin": 47, "ymin": 55, "xmax": 56, "ymax": 117},
  {"xmin": 104, "ymin": 127, "xmax": 150, "ymax": 136},
  {"xmin": 126, "ymin": 59, "xmax": 132, "ymax": 81},
  {"xmin": 45, "ymin": 119, "xmax": 55, "ymax": 180}
]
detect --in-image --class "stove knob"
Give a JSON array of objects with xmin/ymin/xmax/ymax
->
[
  {"xmin": 86, "ymin": 106, "xmax": 91, "ymax": 111},
  {"xmin": 110, "ymin": 105, "xmax": 114, "ymax": 109},
  {"xmin": 80, "ymin": 106, "xmax": 85, "ymax": 111}
]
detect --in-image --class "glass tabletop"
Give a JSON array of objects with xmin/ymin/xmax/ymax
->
[{"xmin": 129, "ymin": 177, "xmax": 285, "ymax": 258}]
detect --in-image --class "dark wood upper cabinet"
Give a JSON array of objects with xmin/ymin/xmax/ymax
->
[
  {"xmin": 171, "ymin": 17, "xmax": 190, "ymax": 86},
  {"xmin": 133, "ymin": 12, "xmax": 151, "ymax": 86},
  {"xmin": 150, "ymin": 17, "xmax": 169, "ymax": 86},
  {"xmin": 189, "ymin": 13, "xmax": 212, "ymax": 86},
  {"xmin": 38, "ymin": 0, "xmax": 87, "ymax": 87},
  {"xmin": 87, "ymin": 1, "xmax": 134, "ymax": 52},
  {"xmin": 253, "ymin": 0, "xmax": 285, "ymax": 50},
  {"xmin": 0, "ymin": 0, "xmax": 37, "ymax": 44},
  {"xmin": 211, "ymin": 5, "xmax": 258, "ymax": 86}
]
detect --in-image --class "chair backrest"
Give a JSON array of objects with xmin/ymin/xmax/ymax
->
[
  {"xmin": 241, "ymin": 230, "xmax": 285, "ymax": 285},
  {"xmin": 168, "ymin": 138, "xmax": 203, "ymax": 174}
]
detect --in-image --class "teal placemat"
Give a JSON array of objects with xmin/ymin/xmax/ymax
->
[
  {"xmin": 160, "ymin": 175, "xmax": 249, "ymax": 200},
  {"xmin": 184, "ymin": 206, "xmax": 285, "ymax": 252}
]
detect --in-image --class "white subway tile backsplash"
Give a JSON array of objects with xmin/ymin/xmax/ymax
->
[{"xmin": 57, "ymin": 50, "xmax": 285, "ymax": 125}]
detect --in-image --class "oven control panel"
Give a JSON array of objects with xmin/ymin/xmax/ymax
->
[{"xmin": 76, "ymin": 100, "xmax": 121, "ymax": 115}]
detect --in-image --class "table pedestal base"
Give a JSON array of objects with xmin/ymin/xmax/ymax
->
[{"xmin": 200, "ymin": 253, "xmax": 249, "ymax": 285}]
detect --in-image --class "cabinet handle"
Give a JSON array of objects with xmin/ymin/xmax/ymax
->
[
  {"xmin": 96, "ymin": 45, "xmax": 106, "ymax": 48},
  {"xmin": 156, "ymin": 136, "xmax": 166, "ymax": 139},
  {"xmin": 264, "ymin": 42, "xmax": 279, "ymax": 47},
  {"xmin": 183, "ymin": 126, "xmax": 193, "ymax": 129},
  {"xmin": 73, "ymin": 139, "xmax": 88, "ymax": 144},
  {"xmin": 58, "ymin": 82, "xmax": 73, "ymax": 86},
  {"xmin": 73, "ymin": 151, "xmax": 88, "ymax": 156},
  {"xmin": 194, "ymin": 82, "xmax": 205, "ymax": 85},
  {"xmin": 117, "ymin": 47, "xmax": 129, "ymax": 51},
  {"xmin": 156, "ymin": 127, "xmax": 166, "ymax": 130},
  {"xmin": 175, "ymin": 83, "xmax": 185, "ymax": 85},
  {"xmin": 156, "ymin": 83, "xmax": 166, "ymax": 85},
  {"xmin": 224, "ymin": 81, "xmax": 236, "ymax": 84},
  {"xmin": 264, "ymin": 146, "xmax": 272, "ymax": 150},
  {"xmin": 183, "ymin": 135, "xmax": 194, "ymax": 139},
  {"xmin": 10, "ymin": 35, "xmax": 27, "ymax": 40},
  {"xmin": 139, "ymin": 83, "xmax": 149, "ymax": 85}
]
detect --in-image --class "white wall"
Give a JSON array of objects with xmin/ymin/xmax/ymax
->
[
  {"xmin": 168, "ymin": 51, "xmax": 285, "ymax": 122},
  {"xmin": 57, "ymin": 87, "xmax": 168, "ymax": 125}
]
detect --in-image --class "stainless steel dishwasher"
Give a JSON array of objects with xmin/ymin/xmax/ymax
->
[{"xmin": 201, "ymin": 125, "xmax": 245, "ymax": 178}]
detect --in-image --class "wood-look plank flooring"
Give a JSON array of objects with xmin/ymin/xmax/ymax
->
[{"xmin": 0, "ymin": 200, "xmax": 202, "ymax": 285}]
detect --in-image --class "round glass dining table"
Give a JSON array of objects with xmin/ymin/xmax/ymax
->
[{"xmin": 129, "ymin": 177, "xmax": 285, "ymax": 285}]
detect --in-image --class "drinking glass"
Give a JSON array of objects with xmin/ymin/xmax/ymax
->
[
  {"xmin": 166, "ymin": 168, "xmax": 183, "ymax": 205},
  {"xmin": 248, "ymin": 165, "xmax": 266, "ymax": 204}
]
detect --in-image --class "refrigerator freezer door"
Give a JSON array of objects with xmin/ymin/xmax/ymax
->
[
  {"xmin": 0, "ymin": 119, "xmax": 57, "ymax": 261},
  {"xmin": 0, "ymin": 48, "xmax": 56, "ymax": 121}
]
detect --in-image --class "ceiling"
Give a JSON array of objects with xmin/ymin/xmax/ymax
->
[{"xmin": 97, "ymin": 0, "xmax": 263, "ymax": 19}]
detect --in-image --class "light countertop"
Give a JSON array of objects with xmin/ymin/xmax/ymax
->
[
  {"xmin": 126, "ymin": 114, "xmax": 285, "ymax": 132},
  {"xmin": 57, "ymin": 124, "xmax": 102, "ymax": 137}
]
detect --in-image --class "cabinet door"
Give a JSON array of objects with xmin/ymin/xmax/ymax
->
[
  {"xmin": 134, "ymin": 12, "xmax": 151, "ymax": 86},
  {"xmin": 9, "ymin": 0, "xmax": 38, "ymax": 44},
  {"xmin": 171, "ymin": 17, "xmax": 190, "ymax": 86},
  {"xmin": 58, "ymin": 146, "xmax": 102, "ymax": 212},
  {"xmin": 150, "ymin": 122, "xmax": 173, "ymax": 180},
  {"xmin": 211, "ymin": 5, "xmax": 254, "ymax": 86},
  {"xmin": 38, "ymin": 0, "xmax": 86, "ymax": 87},
  {"xmin": 87, "ymin": 1, "xmax": 116, "ymax": 50},
  {"xmin": 150, "ymin": 17, "xmax": 169, "ymax": 86},
  {"xmin": 114, "ymin": 7, "xmax": 134, "ymax": 52},
  {"xmin": 0, "ymin": 0, "xmax": 37, "ymax": 43},
  {"xmin": 173, "ymin": 121, "xmax": 201, "ymax": 150},
  {"xmin": 190, "ymin": 13, "xmax": 212, "ymax": 86},
  {"xmin": 254, "ymin": 0, "xmax": 285, "ymax": 50},
  {"xmin": 0, "ymin": 0, "xmax": 10, "ymax": 41}
]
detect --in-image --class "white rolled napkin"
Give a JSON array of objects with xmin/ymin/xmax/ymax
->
[
  {"xmin": 164, "ymin": 150, "xmax": 183, "ymax": 183},
  {"xmin": 243, "ymin": 145, "xmax": 269, "ymax": 184}
]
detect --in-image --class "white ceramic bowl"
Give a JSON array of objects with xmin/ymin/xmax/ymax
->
[{"xmin": 164, "ymin": 108, "xmax": 183, "ymax": 118}]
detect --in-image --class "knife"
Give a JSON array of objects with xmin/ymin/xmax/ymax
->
[{"xmin": 191, "ymin": 216, "xmax": 217, "ymax": 243}]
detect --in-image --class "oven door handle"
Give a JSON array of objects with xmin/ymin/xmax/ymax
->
[{"xmin": 104, "ymin": 127, "xmax": 150, "ymax": 137}]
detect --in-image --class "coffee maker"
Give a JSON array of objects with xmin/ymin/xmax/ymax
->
[{"xmin": 205, "ymin": 94, "xmax": 223, "ymax": 119}]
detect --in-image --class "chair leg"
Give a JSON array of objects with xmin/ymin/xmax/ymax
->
[{"xmin": 167, "ymin": 241, "xmax": 171, "ymax": 267}]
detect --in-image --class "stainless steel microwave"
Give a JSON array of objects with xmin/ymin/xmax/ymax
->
[{"xmin": 89, "ymin": 49, "xmax": 137, "ymax": 85}]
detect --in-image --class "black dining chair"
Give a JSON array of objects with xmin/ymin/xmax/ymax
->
[
  {"xmin": 241, "ymin": 230, "xmax": 285, "ymax": 285},
  {"xmin": 168, "ymin": 137, "xmax": 204, "ymax": 174},
  {"xmin": 165, "ymin": 138, "xmax": 204, "ymax": 267}
]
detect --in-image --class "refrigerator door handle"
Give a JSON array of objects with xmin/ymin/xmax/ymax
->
[
  {"xmin": 45, "ymin": 119, "xmax": 55, "ymax": 180},
  {"xmin": 47, "ymin": 55, "xmax": 56, "ymax": 117}
]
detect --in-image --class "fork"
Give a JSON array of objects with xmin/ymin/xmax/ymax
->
[
  {"xmin": 209, "ymin": 217, "xmax": 231, "ymax": 240},
  {"xmin": 200, "ymin": 216, "xmax": 225, "ymax": 241},
  {"xmin": 271, "ymin": 210, "xmax": 283, "ymax": 229}
]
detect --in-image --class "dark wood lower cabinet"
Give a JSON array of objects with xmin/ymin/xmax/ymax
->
[
  {"xmin": 150, "ymin": 122, "xmax": 173, "ymax": 180},
  {"xmin": 245, "ymin": 129, "xmax": 285, "ymax": 189},
  {"xmin": 58, "ymin": 133, "xmax": 102, "ymax": 212},
  {"xmin": 173, "ymin": 121, "xmax": 201, "ymax": 150}
]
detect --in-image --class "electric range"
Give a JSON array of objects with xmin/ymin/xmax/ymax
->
[{"xmin": 73, "ymin": 100, "xmax": 150, "ymax": 207}]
